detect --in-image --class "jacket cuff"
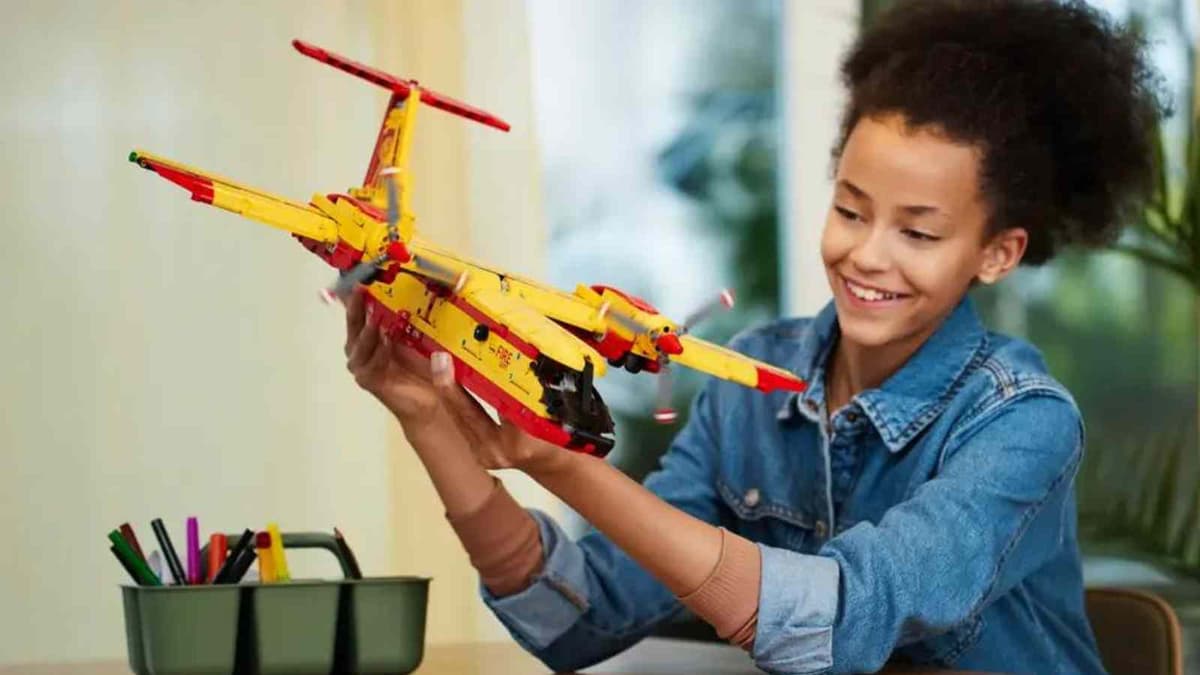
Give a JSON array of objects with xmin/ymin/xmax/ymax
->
[
  {"xmin": 481, "ymin": 510, "xmax": 591, "ymax": 649},
  {"xmin": 752, "ymin": 544, "xmax": 839, "ymax": 674}
]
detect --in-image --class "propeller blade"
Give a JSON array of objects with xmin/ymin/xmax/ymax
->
[
  {"xmin": 653, "ymin": 360, "xmax": 677, "ymax": 424},
  {"xmin": 600, "ymin": 304, "xmax": 645, "ymax": 335},
  {"xmin": 681, "ymin": 288, "xmax": 736, "ymax": 333},
  {"xmin": 412, "ymin": 255, "xmax": 469, "ymax": 293},
  {"xmin": 321, "ymin": 259, "xmax": 381, "ymax": 304}
]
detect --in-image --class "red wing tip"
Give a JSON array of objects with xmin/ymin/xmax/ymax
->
[
  {"xmin": 755, "ymin": 367, "xmax": 807, "ymax": 393},
  {"xmin": 292, "ymin": 39, "xmax": 323, "ymax": 58},
  {"xmin": 136, "ymin": 159, "xmax": 215, "ymax": 204}
]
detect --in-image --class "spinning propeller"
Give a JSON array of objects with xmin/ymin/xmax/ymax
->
[
  {"xmin": 320, "ymin": 169, "xmax": 405, "ymax": 303},
  {"xmin": 319, "ymin": 169, "xmax": 466, "ymax": 303},
  {"xmin": 601, "ymin": 289, "xmax": 737, "ymax": 424}
]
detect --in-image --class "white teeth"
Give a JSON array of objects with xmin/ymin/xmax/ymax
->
[{"xmin": 846, "ymin": 279, "xmax": 899, "ymax": 302}]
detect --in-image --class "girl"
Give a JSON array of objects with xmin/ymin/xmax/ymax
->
[{"xmin": 343, "ymin": 0, "xmax": 1167, "ymax": 672}]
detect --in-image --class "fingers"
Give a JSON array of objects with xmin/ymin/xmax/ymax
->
[
  {"xmin": 363, "ymin": 324, "xmax": 392, "ymax": 375},
  {"xmin": 391, "ymin": 341, "xmax": 432, "ymax": 381},
  {"xmin": 347, "ymin": 311, "xmax": 382, "ymax": 372},
  {"xmin": 344, "ymin": 289, "xmax": 367, "ymax": 357}
]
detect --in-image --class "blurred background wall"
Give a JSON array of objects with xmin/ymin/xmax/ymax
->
[
  {"xmin": 525, "ymin": 0, "xmax": 855, "ymax": 479},
  {"xmin": 0, "ymin": 0, "xmax": 556, "ymax": 663}
]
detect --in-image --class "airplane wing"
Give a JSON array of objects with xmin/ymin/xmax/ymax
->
[
  {"xmin": 409, "ymin": 239, "xmax": 608, "ymax": 333},
  {"xmin": 673, "ymin": 335, "xmax": 806, "ymax": 393},
  {"xmin": 130, "ymin": 150, "xmax": 339, "ymax": 243},
  {"xmin": 463, "ymin": 286, "xmax": 607, "ymax": 375}
]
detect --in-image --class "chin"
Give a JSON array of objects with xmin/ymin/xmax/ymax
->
[
  {"xmin": 831, "ymin": 293, "xmax": 927, "ymax": 350},
  {"xmin": 836, "ymin": 312, "xmax": 905, "ymax": 348}
]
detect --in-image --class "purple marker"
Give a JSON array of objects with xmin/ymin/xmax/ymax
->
[{"xmin": 186, "ymin": 517, "xmax": 201, "ymax": 585}]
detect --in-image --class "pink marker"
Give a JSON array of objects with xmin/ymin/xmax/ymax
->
[{"xmin": 186, "ymin": 517, "xmax": 201, "ymax": 585}]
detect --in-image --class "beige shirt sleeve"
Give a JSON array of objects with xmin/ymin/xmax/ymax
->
[
  {"xmin": 448, "ymin": 482, "xmax": 761, "ymax": 649},
  {"xmin": 677, "ymin": 527, "xmax": 761, "ymax": 651},
  {"xmin": 445, "ymin": 477, "xmax": 544, "ymax": 597}
]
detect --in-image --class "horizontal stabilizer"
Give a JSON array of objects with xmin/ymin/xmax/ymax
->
[{"xmin": 292, "ymin": 39, "xmax": 510, "ymax": 132}]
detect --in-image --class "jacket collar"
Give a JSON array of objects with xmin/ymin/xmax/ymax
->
[{"xmin": 778, "ymin": 296, "xmax": 988, "ymax": 453}]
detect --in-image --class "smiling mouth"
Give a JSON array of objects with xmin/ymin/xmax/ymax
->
[{"xmin": 841, "ymin": 275, "xmax": 910, "ymax": 304}]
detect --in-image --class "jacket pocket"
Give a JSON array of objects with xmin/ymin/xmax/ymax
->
[{"xmin": 716, "ymin": 478, "xmax": 815, "ymax": 551}]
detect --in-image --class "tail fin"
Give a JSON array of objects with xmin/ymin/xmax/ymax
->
[
  {"xmin": 291, "ymin": 39, "xmax": 509, "ymax": 210},
  {"xmin": 361, "ymin": 93, "xmax": 409, "ymax": 196}
]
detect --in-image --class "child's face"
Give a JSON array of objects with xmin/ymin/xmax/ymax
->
[{"xmin": 820, "ymin": 113, "xmax": 1026, "ymax": 352}]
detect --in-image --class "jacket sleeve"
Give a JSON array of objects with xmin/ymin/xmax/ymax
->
[
  {"xmin": 750, "ymin": 393, "xmax": 1085, "ymax": 674},
  {"xmin": 481, "ymin": 378, "xmax": 728, "ymax": 673}
]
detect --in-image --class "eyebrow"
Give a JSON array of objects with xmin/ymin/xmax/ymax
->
[{"xmin": 836, "ymin": 179, "xmax": 944, "ymax": 218}]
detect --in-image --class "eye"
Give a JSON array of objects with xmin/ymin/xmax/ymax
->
[
  {"xmin": 901, "ymin": 228, "xmax": 940, "ymax": 242},
  {"xmin": 834, "ymin": 205, "xmax": 862, "ymax": 222}
]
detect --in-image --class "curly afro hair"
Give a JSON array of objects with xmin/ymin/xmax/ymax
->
[{"xmin": 835, "ymin": 0, "xmax": 1170, "ymax": 265}]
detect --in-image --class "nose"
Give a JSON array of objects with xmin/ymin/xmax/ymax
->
[{"xmin": 847, "ymin": 223, "xmax": 891, "ymax": 273}]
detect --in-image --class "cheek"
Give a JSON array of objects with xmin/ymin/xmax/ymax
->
[
  {"xmin": 902, "ymin": 247, "xmax": 980, "ymax": 298},
  {"xmin": 820, "ymin": 217, "xmax": 846, "ymax": 266}
]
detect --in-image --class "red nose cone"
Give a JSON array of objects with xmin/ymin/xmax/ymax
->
[{"xmin": 656, "ymin": 333, "xmax": 683, "ymax": 355}]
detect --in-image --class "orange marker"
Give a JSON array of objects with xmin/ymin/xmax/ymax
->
[
  {"xmin": 206, "ymin": 534, "xmax": 228, "ymax": 584},
  {"xmin": 255, "ymin": 531, "xmax": 276, "ymax": 583}
]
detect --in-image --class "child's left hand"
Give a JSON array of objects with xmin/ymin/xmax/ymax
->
[{"xmin": 429, "ymin": 351, "xmax": 576, "ymax": 478}]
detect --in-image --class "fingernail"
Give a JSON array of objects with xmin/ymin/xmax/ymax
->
[{"xmin": 431, "ymin": 352, "xmax": 453, "ymax": 386}]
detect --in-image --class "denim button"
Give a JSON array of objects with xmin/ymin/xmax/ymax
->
[
  {"xmin": 814, "ymin": 519, "xmax": 828, "ymax": 538},
  {"xmin": 845, "ymin": 411, "xmax": 859, "ymax": 423},
  {"xmin": 744, "ymin": 488, "xmax": 761, "ymax": 507}
]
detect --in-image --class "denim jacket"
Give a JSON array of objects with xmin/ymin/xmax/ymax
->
[{"xmin": 482, "ymin": 297, "xmax": 1105, "ymax": 674}]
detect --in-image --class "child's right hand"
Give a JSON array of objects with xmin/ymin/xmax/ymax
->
[
  {"xmin": 343, "ymin": 289, "xmax": 443, "ymax": 433},
  {"xmin": 343, "ymin": 290, "xmax": 504, "ymax": 520}
]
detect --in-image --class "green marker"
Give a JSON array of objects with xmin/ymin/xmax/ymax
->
[{"xmin": 108, "ymin": 530, "xmax": 162, "ymax": 586}]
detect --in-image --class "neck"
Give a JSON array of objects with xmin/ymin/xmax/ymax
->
[{"xmin": 825, "ymin": 321, "xmax": 941, "ymax": 415}]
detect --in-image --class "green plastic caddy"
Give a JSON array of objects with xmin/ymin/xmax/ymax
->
[{"xmin": 120, "ymin": 532, "xmax": 430, "ymax": 674}]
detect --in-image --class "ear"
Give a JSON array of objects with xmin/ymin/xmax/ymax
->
[{"xmin": 976, "ymin": 228, "xmax": 1028, "ymax": 285}]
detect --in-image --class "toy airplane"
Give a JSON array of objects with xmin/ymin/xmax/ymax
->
[{"xmin": 129, "ymin": 40, "xmax": 806, "ymax": 458}]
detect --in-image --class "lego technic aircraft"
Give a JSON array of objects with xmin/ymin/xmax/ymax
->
[{"xmin": 129, "ymin": 40, "xmax": 806, "ymax": 457}]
